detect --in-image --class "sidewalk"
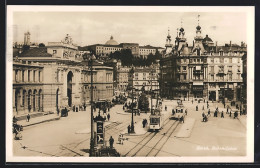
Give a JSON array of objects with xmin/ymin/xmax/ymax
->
[
  {"xmin": 17, "ymin": 113, "xmax": 60, "ymax": 128},
  {"xmin": 121, "ymin": 120, "xmax": 148, "ymax": 136},
  {"xmin": 237, "ymin": 115, "xmax": 247, "ymax": 129}
]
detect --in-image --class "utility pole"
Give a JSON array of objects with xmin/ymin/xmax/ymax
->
[{"xmin": 90, "ymin": 54, "xmax": 94, "ymax": 156}]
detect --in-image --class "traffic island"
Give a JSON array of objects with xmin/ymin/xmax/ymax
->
[{"xmin": 175, "ymin": 118, "xmax": 195, "ymax": 138}]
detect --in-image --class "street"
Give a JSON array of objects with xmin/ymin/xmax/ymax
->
[{"xmin": 13, "ymin": 99, "xmax": 246, "ymax": 157}]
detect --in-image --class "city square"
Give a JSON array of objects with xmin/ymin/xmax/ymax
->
[{"xmin": 6, "ymin": 6, "xmax": 254, "ymax": 162}]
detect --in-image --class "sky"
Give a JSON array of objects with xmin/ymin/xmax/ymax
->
[{"xmin": 12, "ymin": 11, "xmax": 247, "ymax": 47}]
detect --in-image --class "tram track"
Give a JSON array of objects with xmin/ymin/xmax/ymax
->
[
  {"xmin": 123, "ymin": 118, "xmax": 173, "ymax": 157},
  {"xmin": 129, "ymin": 119, "xmax": 178, "ymax": 157},
  {"xmin": 146, "ymin": 120, "xmax": 180, "ymax": 157}
]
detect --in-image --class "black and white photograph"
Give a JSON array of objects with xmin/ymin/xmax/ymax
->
[{"xmin": 6, "ymin": 6, "xmax": 254, "ymax": 162}]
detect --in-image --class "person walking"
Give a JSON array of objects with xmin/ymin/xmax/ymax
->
[
  {"xmin": 127, "ymin": 125, "xmax": 131, "ymax": 133},
  {"xmin": 185, "ymin": 109, "xmax": 188, "ymax": 115},
  {"xmin": 221, "ymin": 111, "xmax": 224, "ymax": 118},
  {"xmin": 230, "ymin": 110, "xmax": 232, "ymax": 118},
  {"xmin": 107, "ymin": 113, "xmax": 110, "ymax": 121},
  {"xmin": 202, "ymin": 112, "xmax": 205, "ymax": 121},
  {"xmin": 202, "ymin": 105, "xmax": 204, "ymax": 110},
  {"xmin": 165, "ymin": 105, "xmax": 167, "ymax": 111},
  {"xmin": 109, "ymin": 136, "xmax": 114, "ymax": 148},
  {"xmin": 192, "ymin": 99, "xmax": 193, "ymax": 104},
  {"xmin": 142, "ymin": 119, "xmax": 146, "ymax": 128},
  {"xmin": 208, "ymin": 109, "xmax": 211, "ymax": 116},
  {"xmin": 27, "ymin": 114, "xmax": 30, "ymax": 122}
]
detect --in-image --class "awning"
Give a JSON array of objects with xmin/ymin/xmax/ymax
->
[{"xmin": 193, "ymin": 81, "xmax": 203, "ymax": 85}]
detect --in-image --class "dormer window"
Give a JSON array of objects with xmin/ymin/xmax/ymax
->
[{"xmin": 220, "ymin": 50, "xmax": 224, "ymax": 56}]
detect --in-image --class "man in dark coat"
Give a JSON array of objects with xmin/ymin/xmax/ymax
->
[
  {"xmin": 221, "ymin": 111, "xmax": 224, "ymax": 118},
  {"xmin": 109, "ymin": 136, "xmax": 114, "ymax": 148},
  {"xmin": 128, "ymin": 125, "xmax": 131, "ymax": 133},
  {"xmin": 27, "ymin": 114, "xmax": 31, "ymax": 122}
]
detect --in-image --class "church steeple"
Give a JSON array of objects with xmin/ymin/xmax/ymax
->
[
  {"xmin": 165, "ymin": 27, "xmax": 173, "ymax": 54},
  {"xmin": 195, "ymin": 15, "xmax": 202, "ymax": 39}
]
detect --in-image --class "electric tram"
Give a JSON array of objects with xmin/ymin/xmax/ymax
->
[
  {"xmin": 149, "ymin": 108, "xmax": 163, "ymax": 131},
  {"xmin": 171, "ymin": 101, "xmax": 185, "ymax": 120}
]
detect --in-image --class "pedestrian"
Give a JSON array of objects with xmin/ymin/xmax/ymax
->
[
  {"xmin": 26, "ymin": 114, "xmax": 30, "ymax": 122},
  {"xmin": 109, "ymin": 136, "xmax": 114, "ymax": 148},
  {"xmin": 202, "ymin": 105, "xmax": 204, "ymax": 110},
  {"xmin": 208, "ymin": 109, "xmax": 211, "ymax": 116},
  {"xmin": 142, "ymin": 119, "xmax": 146, "ymax": 128},
  {"xmin": 123, "ymin": 106, "xmax": 125, "ymax": 110},
  {"xmin": 107, "ymin": 113, "xmax": 110, "ymax": 121},
  {"xmin": 207, "ymin": 100, "xmax": 208, "ymax": 105},
  {"xmin": 196, "ymin": 105, "xmax": 198, "ymax": 111},
  {"xmin": 127, "ymin": 125, "xmax": 131, "ymax": 133},
  {"xmin": 73, "ymin": 105, "xmax": 75, "ymax": 112},
  {"xmin": 165, "ymin": 105, "xmax": 167, "ymax": 111},
  {"xmin": 192, "ymin": 100, "xmax": 193, "ymax": 104},
  {"xmin": 226, "ymin": 108, "xmax": 229, "ymax": 114},
  {"xmin": 185, "ymin": 109, "xmax": 188, "ymax": 115},
  {"xmin": 13, "ymin": 116, "xmax": 18, "ymax": 124},
  {"xmin": 181, "ymin": 116, "xmax": 184, "ymax": 123},
  {"xmin": 118, "ymin": 134, "xmax": 123, "ymax": 145},
  {"xmin": 221, "ymin": 111, "xmax": 224, "ymax": 118},
  {"xmin": 202, "ymin": 112, "xmax": 205, "ymax": 121},
  {"xmin": 207, "ymin": 104, "xmax": 209, "ymax": 109},
  {"xmin": 204, "ymin": 99, "xmax": 205, "ymax": 103},
  {"xmin": 229, "ymin": 110, "xmax": 232, "ymax": 118}
]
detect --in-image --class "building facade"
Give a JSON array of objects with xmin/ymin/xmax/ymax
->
[
  {"xmin": 86, "ymin": 36, "xmax": 164, "ymax": 57},
  {"xmin": 116, "ymin": 66, "xmax": 131, "ymax": 92},
  {"xmin": 160, "ymin": 22, "xmax": 246, "ymax": 102},
  {"xmin": 129, "ymin": 63, "xmax": 160, "ymax": 93},
  {"xmin": 13, "ymin": 59, "xmax": 44, "ymax": 115},
  {"xmin": 13, "ymin": 34, "xmax": 114, "ymax": 115}
]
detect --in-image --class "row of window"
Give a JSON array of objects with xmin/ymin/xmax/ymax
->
[
  {"xmin": 14, "ymin": 69, "xmax": 42, "ymax": 83},
  {"xmin": 177, "ymin": 58, "xmax": 241, "ymax": 64},
  {"xmin": 174, "ymin": 73, "xmax": 241, "ymax": 82}
]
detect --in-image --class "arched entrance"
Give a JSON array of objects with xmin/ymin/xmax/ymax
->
[
  {"xmin": 28, "ymin": 90, "xmax": 32, "ymax": 112},
  {"xmin": 56, "ymin": 88, "xmax": 59, "ymax": 112},
  {"xmin": 33, "ymin": 89, "xmax": 37, "ymax": 112},
  {"xmin": 67, "ymin": 71, "xmax": 73, "ymax": 107}
]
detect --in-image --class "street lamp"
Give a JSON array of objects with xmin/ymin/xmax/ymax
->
[
  {"xmin": 130, "ymin": 67, "xmax": 135, "ymax": 133},
  {"xmin": 83, "ymin": 53, "xmax": 96, "ymax": 157}
]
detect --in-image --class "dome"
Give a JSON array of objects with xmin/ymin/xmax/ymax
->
[
  {"xmin": 203, "ymin": 34, "xmax": 213, "ymax": 42},
  {"xmin": 105, "ymin": 36, "xmax": 119, "ymax": 45},
  {"xmin": 196, "ymin": 25, "xmax": 201, "ymax": 30}
]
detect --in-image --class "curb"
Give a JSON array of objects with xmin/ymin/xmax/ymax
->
[{"xmin": 22, "ymin": 117, "xmax": 60, "ymax": 127}]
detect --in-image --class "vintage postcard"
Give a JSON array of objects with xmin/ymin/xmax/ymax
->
[{"xmin": 6, "ymin": 6, "xmax": 254, "ymax": 162}]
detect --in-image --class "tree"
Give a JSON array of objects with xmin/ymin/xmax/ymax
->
[
  {"xmin": 39, "ymin": 43, "xmax": 45, "ymax": 47},
  {"xmin": 138, "ymin": 93, "xmax": 149, "ymax": 111}
]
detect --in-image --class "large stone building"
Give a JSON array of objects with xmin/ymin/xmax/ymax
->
[
  {"xmin": 13, "ymin": 59, "xmax": 44, "ymax": 115},
  {"xmin": 13, "ymin": 34, "xmax": 114, "ymax": 115},
  {"xmin": 128, "ymin": 62, "xmax": 160, "ymax": 94},
  {"xmin": 86, "ymin": 36, "xmax": 164, "ymax": 58},
  {"xmin": 160, "ymin": 20, "xmax": 246, "ymax": 102}
]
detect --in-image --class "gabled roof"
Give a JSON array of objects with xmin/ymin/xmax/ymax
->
[{"xmin": 19, "ymin": 47, "xmax": 52, "ymax": 57}]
